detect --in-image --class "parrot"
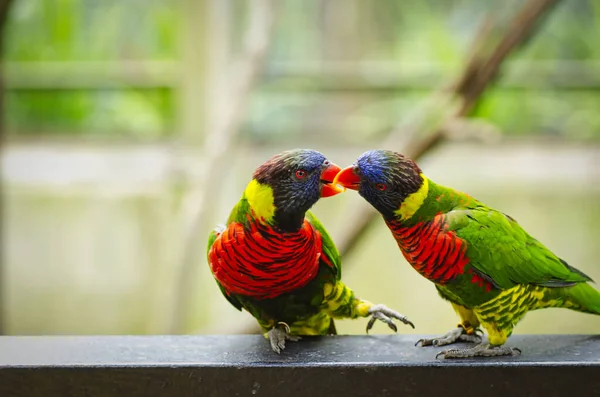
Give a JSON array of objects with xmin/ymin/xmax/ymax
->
[
  {"xmin": 332, "ymin": 149, "xmax": 600, "ymax": 359},
  {"xmin": 207, "ymin": 148, "xmax": 414, "ymax": 353}
]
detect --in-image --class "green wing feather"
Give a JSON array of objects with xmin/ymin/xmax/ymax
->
[
  {"xmin": 445, "ymin": 206, "xmax": 592, "ymax": 289},
  {"xmin": 207, "ymin": 225, "xmax": 243, "ymax": 311},
  {"xmin": 305, "ymin": 210, "xmax": 342, "ymax": 280}
]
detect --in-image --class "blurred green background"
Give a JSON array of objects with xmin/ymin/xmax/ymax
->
[{"xmin": 3, "ymin": 0, "xmax": 600, "ymax": 337}]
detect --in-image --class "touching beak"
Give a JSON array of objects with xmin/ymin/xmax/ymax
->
[
  {"xmin": 332, "ymin": 166, "xmax": 361, "ymax": 191},
  {"xmin": 320, "ymin": 162, "xmax": 346, "ymax": 197}
]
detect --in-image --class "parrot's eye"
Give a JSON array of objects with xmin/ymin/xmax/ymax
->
[
  {"xmin": 375, "ymin": 183, "xmax": 387, "ymax": 191},
  {"xmin": 295, "ymin": 170, "xmax": 307, "ymax": 179}
]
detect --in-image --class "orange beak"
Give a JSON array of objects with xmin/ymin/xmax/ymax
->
[
  {"xmin": 320, "ymin": 162, "xmax": 346, "ymax": 197},
  {"xmin": 332, "ymin": 166, "xmax": 361, "ymax": 191}
]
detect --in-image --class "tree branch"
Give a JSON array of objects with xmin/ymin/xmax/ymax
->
[{"xmin": 335, "ymin": 0, "xmax": 562, "ymax": 258}]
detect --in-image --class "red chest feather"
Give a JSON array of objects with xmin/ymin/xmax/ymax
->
[
  {"xmin": 208, "ymin": 215, "xmax": 328, "ymax": 299},
  {"xmin": 388, "ymin": 215, "xmax": 469, "ymax": 284}
]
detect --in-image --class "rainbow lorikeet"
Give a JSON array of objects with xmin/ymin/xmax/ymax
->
[
  {"xmin": 333, "ymin": 149, "xmax": 600, "ymax": 359},
  {"xmin": 207, "ymin": 149, "xmax": 414, "ymax": 353}
]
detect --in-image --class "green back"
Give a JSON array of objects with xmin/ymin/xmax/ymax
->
[
  {"xmin": 416, "ymin": 180, "xmax": 592, "ymax": 290},
  {"xmin": 305, "ymin": 210, "xmax": 342, "ymax": 280}
]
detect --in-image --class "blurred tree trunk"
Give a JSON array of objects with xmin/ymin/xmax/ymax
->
[
  {"xmin": 0, "ymin": 0, "xmax": 14, "ymax": 335},
  {"xmin": 168, "ymin": 0, "xmax": 277, "ymax": 334}
]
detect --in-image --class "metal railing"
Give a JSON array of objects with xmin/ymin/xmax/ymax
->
[{"xmin": 0, "ymin": 334, "xmax": 598, "ymax": 396}]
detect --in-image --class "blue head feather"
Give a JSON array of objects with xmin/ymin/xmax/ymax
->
[{"xmin": 352, "ymin": 150, "xmax": 423, "ymax": 219}]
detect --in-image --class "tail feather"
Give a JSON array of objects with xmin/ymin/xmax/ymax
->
[
  {"xmin": 565, "ymin": 283, "xmax": 600, "ymax": 315},
  {"xmin": 560, "ymin": 258, "xmax": 594, "ymax": 283}
]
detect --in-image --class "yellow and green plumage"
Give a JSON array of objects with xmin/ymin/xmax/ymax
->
[
  {"xmin": 335, "ymin": 149, "xmax": 600, "ymax": 358},
  {"xmin": 207, "ymin": 149, "xmax": 413, "ymax": 353}
]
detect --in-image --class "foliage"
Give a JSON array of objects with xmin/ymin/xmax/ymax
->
[{"xmin": 4, "ymin": 0, "xmax": 600, "ymax": 141}]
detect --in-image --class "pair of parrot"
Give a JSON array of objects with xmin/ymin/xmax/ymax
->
[{"xmin": 207, "ymin": 148, "xmax": 600, "ymax": 358}]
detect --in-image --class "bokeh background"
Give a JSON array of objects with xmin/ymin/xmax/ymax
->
[{"xmin": 2, "ymin": 0, "xmax": 600, "ymax": 338}]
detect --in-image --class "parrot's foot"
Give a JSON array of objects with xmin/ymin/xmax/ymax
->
[
  {"xmin": 415, "ymin": 327, "xmax": 483, "ymax": 347},
  {"xmin": 366, "ymin": 304, "xmax": 415, "ymax": 333},
  {"xmin": 435, "ymin": 343, "xmax": 521, "ymax": 359},
  {"xmin": 267, "ymin": 322, "xmax": 301, "ymax": 354}
]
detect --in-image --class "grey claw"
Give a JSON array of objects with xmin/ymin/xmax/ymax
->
[
  {"xmin": 366, "ymin": 304, "xmax": 414, "ymax": 333},
  {"xmin": 267, "ymin": 324, "xmax": 301, "ymax": 354},
  {"xmin": 369, "ymin": 311, "xmax": 398, "ymax": 333},
  {"xmin": 415, "ymin": 338, "xmax": 433, "ymax": 347},
  {"xmin": 436, "ymin": 343, "xmax": 521, "ymax": 359},
  {"xmin": 277, "ymin": 321, "xmax": 291, "ymax": 333},
  {"xmin": 417, "ymin": 327, "xmax": 482, "ymax": 348},
  {"xmin": 458, "ymin": 333, "xmax": 483, "ymax": 344},
  {"xmin": 365, "ymin": 316, "xmax": 377, "ymax": 334}
]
